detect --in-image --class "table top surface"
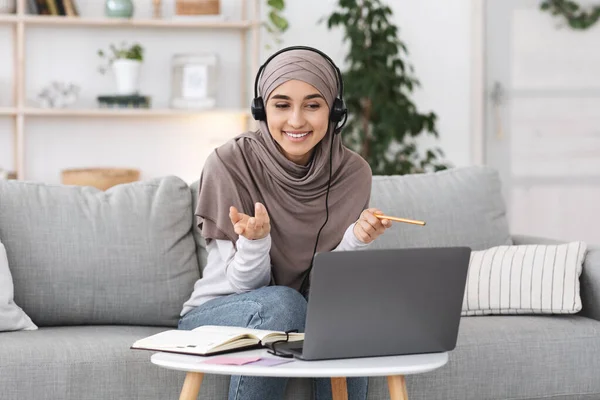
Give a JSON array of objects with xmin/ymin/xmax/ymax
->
[{"xmin": 151, "ymin": 349, "xmax": 448, "ymax": 378}]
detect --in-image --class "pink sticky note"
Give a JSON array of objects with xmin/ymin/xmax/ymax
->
[
  {"xmin": 203, "ymin": 356, "xmax": 261, "ymax": 365},
  {"xmin": 247, "ymin": 358, "xmax": 294, "ymax": 367}
]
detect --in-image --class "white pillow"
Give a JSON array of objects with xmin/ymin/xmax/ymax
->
[
  {"xmin": 462, "ymin": 241, "xmax": 586, "ymax": 316},
  {"xmin": 0, "ymin": 241, "xmax": 37, "ymax": 331}
]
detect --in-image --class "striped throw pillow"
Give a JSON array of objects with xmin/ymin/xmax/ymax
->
[{"xmin": 462, "ymin": 242, "xmax": 587, "ymax": 316}]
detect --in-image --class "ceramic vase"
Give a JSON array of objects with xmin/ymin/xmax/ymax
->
[
  {"xmin": 105, "ymin": 0, "xmax": 134, "ymax": 18},
  {"xmin": 112, "ymin": 59, "xmax": 141, "ymax": 95}
]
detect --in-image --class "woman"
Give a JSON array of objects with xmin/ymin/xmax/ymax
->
[{"xmin": 179, "ymin": 47, "xmax": 391, "ymax": 400}]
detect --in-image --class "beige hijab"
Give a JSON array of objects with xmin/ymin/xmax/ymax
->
[{"xmin": 195, "ymin": 49, "xmax": 372, "ymax": 290}]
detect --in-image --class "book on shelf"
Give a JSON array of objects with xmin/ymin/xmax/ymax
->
[
  {"xmin": 29, "ymin": 0, "xmax": 79, "ymax": 16},
  {"xmin": 131, "ymin": 325, "xmax": 304, "ymax": 356}
]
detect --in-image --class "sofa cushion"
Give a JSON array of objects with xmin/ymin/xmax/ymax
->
[
  {"xmin": 2, "ymin": 318, "xmax": 598, "ymax": 400},
  {"xmin": 368, "ymin": 315, "xmax": 600, "ymax": 400},
  {"xmin": 462, "ymin": 241, "xmax": 587, "ymax": 316},
  {"xmin": 0, "ymin": 325, "xmax": 312, "ymax": 400},
  {"xmin": 369, "ymin": 166, "xmax": 512, "ymax": 251},
  {"xmin": 0, "ymin": 326, "xmax": 185, "ymax": 400},
  {"xmin": 0, "ymin": 177, "xmax": 200, "ymax": 327}
]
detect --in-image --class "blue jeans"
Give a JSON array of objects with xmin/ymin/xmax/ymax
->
[{"xmin": 178, "ymin": 286, "xmax": 368, "ymax": 400}]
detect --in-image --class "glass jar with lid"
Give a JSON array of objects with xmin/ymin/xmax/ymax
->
[{"xmin": 170, "ymin": 53, "xmax": 218, "ymax": 109}]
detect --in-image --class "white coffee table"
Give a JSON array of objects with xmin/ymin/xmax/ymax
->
[{"xmin": 151, "ymin": 349, "xmax": 448, "ymax": 400}]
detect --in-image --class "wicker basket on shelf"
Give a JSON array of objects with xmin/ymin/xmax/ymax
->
[
  {"xmin": 61, "ymin": 168, "xmax": 140, "ymax": 191},
  {"xmin": 0, "ymin": 170, "xmax": 17, "ymax": 180},
  {"xmin": 175, "ymin": 0, "xmax": 220, "ymax": 15}
]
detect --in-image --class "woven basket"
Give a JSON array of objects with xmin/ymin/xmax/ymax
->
[
  {"xmin": 61, "ymin": 168, "xmax": 140, "ymax": 191},
  {"xmin": 176, "ymin": 0, "xmax": 219, "ymax": 15}
]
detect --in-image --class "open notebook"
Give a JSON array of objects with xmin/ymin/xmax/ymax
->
[{"xmin": 131, "ymin": 325, "xmax": 304, "ymax": 356}]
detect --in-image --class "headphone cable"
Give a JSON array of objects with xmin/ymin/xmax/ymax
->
[{"xmin": 299, "ymin": 126, "xmax": 335, "ymax": 296}]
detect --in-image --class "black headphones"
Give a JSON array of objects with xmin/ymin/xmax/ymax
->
[{"xmin": 251, "ymin": 45, "xmax": 347, "ymax": 133}]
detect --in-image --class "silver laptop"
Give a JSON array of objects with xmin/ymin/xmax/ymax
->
[{"xmin": 276, "ymin": 247, "xmax": 471, "ymax": 361}]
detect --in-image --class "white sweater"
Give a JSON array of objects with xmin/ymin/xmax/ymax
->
[{"xmin": 180, "ymin": 222, "xmax": 370, "ymax": 316}]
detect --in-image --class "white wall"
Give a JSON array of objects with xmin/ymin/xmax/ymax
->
[{"xmin": 0, "ymin": 0, "xmax": 474, "ymax": 184}]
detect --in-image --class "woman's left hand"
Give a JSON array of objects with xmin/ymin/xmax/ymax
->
[{"xmin": 353, "ymin": 208, "xmax": 391, "ymax": 244}]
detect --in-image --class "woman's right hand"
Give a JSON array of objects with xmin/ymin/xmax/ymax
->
[{"xmin": 229, "ymin": 202, "xmax": 271, "ymax": 240}]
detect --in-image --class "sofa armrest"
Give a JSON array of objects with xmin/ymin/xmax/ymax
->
[
  {"xmin": 580, "ymin": 246, "xmax": 600, "ymax": 321},
  {"xmin": 511, "ymin": 234, "xmax": 600, "ymax": 321}
]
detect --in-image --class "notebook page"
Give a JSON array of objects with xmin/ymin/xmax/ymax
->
[
  {"xmin": 132, "ymin": 329, "xmax": 249, "ymax": 354},
  {"xmin": 192, "ymin": 325, "xmax": 282, "ymax": 342},
  {"xmin": 193, "ymin": 325, "xmax": 305, "ymax": 343}
]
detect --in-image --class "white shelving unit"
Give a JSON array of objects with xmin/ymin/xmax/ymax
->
[{"xmin": 0, "ymin": 0, "xmax": 261, "ymax": 180}]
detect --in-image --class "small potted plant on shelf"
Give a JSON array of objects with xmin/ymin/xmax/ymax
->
[{"xmin": 98, "ymin": 42, "xmax": 144, "ymax": 95}]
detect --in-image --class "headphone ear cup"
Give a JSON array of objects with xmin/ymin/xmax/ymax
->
[
  {"xmin": 251, "ymin": 97, "xmax": 266, "ymax": 121},
  {"xmin": 329, "ymin": 98, "xmax": 344, "ymax": 123},
  {"xmin": 330, "ymin": 98, "xmax": 347, "ymax": 134}
]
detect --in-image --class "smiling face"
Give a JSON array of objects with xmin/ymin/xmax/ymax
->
[{"xmin": 265, "ymin": 79, "xmax": 330, "ymax": 166}]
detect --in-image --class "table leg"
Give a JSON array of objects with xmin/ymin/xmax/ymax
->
[
  {"xmin": 179, "ymin": 372, "xmax": 204, "ymax": 400},
  {"xmin": 331, "ymin": 377, "xmax": 348, "ymax": 400},
  {"xmin": 387, "ymin": 375, "xmax": 408, "ymax": 400}
]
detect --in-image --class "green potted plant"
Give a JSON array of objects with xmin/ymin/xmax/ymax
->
[
  {"xmin": 98, "ymin": 42, "xmax": 144, "ymax": 95},
  {"xmin": 324, "ymin": 0, "xmax": 450, "ymax": 175}
]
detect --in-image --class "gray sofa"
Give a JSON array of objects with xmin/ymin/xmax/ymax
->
[{"xmin": 1, "ymin": 165, "xmax": 599, "ymax": 400}]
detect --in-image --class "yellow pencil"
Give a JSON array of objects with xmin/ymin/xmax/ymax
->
[{"xmin": 375, "ymin": 214, "xmax": 426, "ymax": 226}]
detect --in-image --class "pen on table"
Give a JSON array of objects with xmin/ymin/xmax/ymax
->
[{"xmin": 375, "ymin": 214, "xmax": 426, "ymax": 226}]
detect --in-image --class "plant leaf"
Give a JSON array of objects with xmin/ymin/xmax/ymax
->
[
  {"xmin": 269, "ymin": 11, "xmax": 289, "ymax": 31},
  {"xmin": 267, "ymin": 0, "xmax": 285, "ymax": 11}
]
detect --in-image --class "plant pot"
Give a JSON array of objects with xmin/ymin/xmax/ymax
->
[
  {"xmin": 0, "ymin": 0, "xmax": 16, "ymax": 13},
  {"xmin": 105, "ymin": 0, "xmax": 134, "ymax": 18},
  {"xmin": 112, "ymin": 59, "xmax": 141, "ymax": 95}
]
